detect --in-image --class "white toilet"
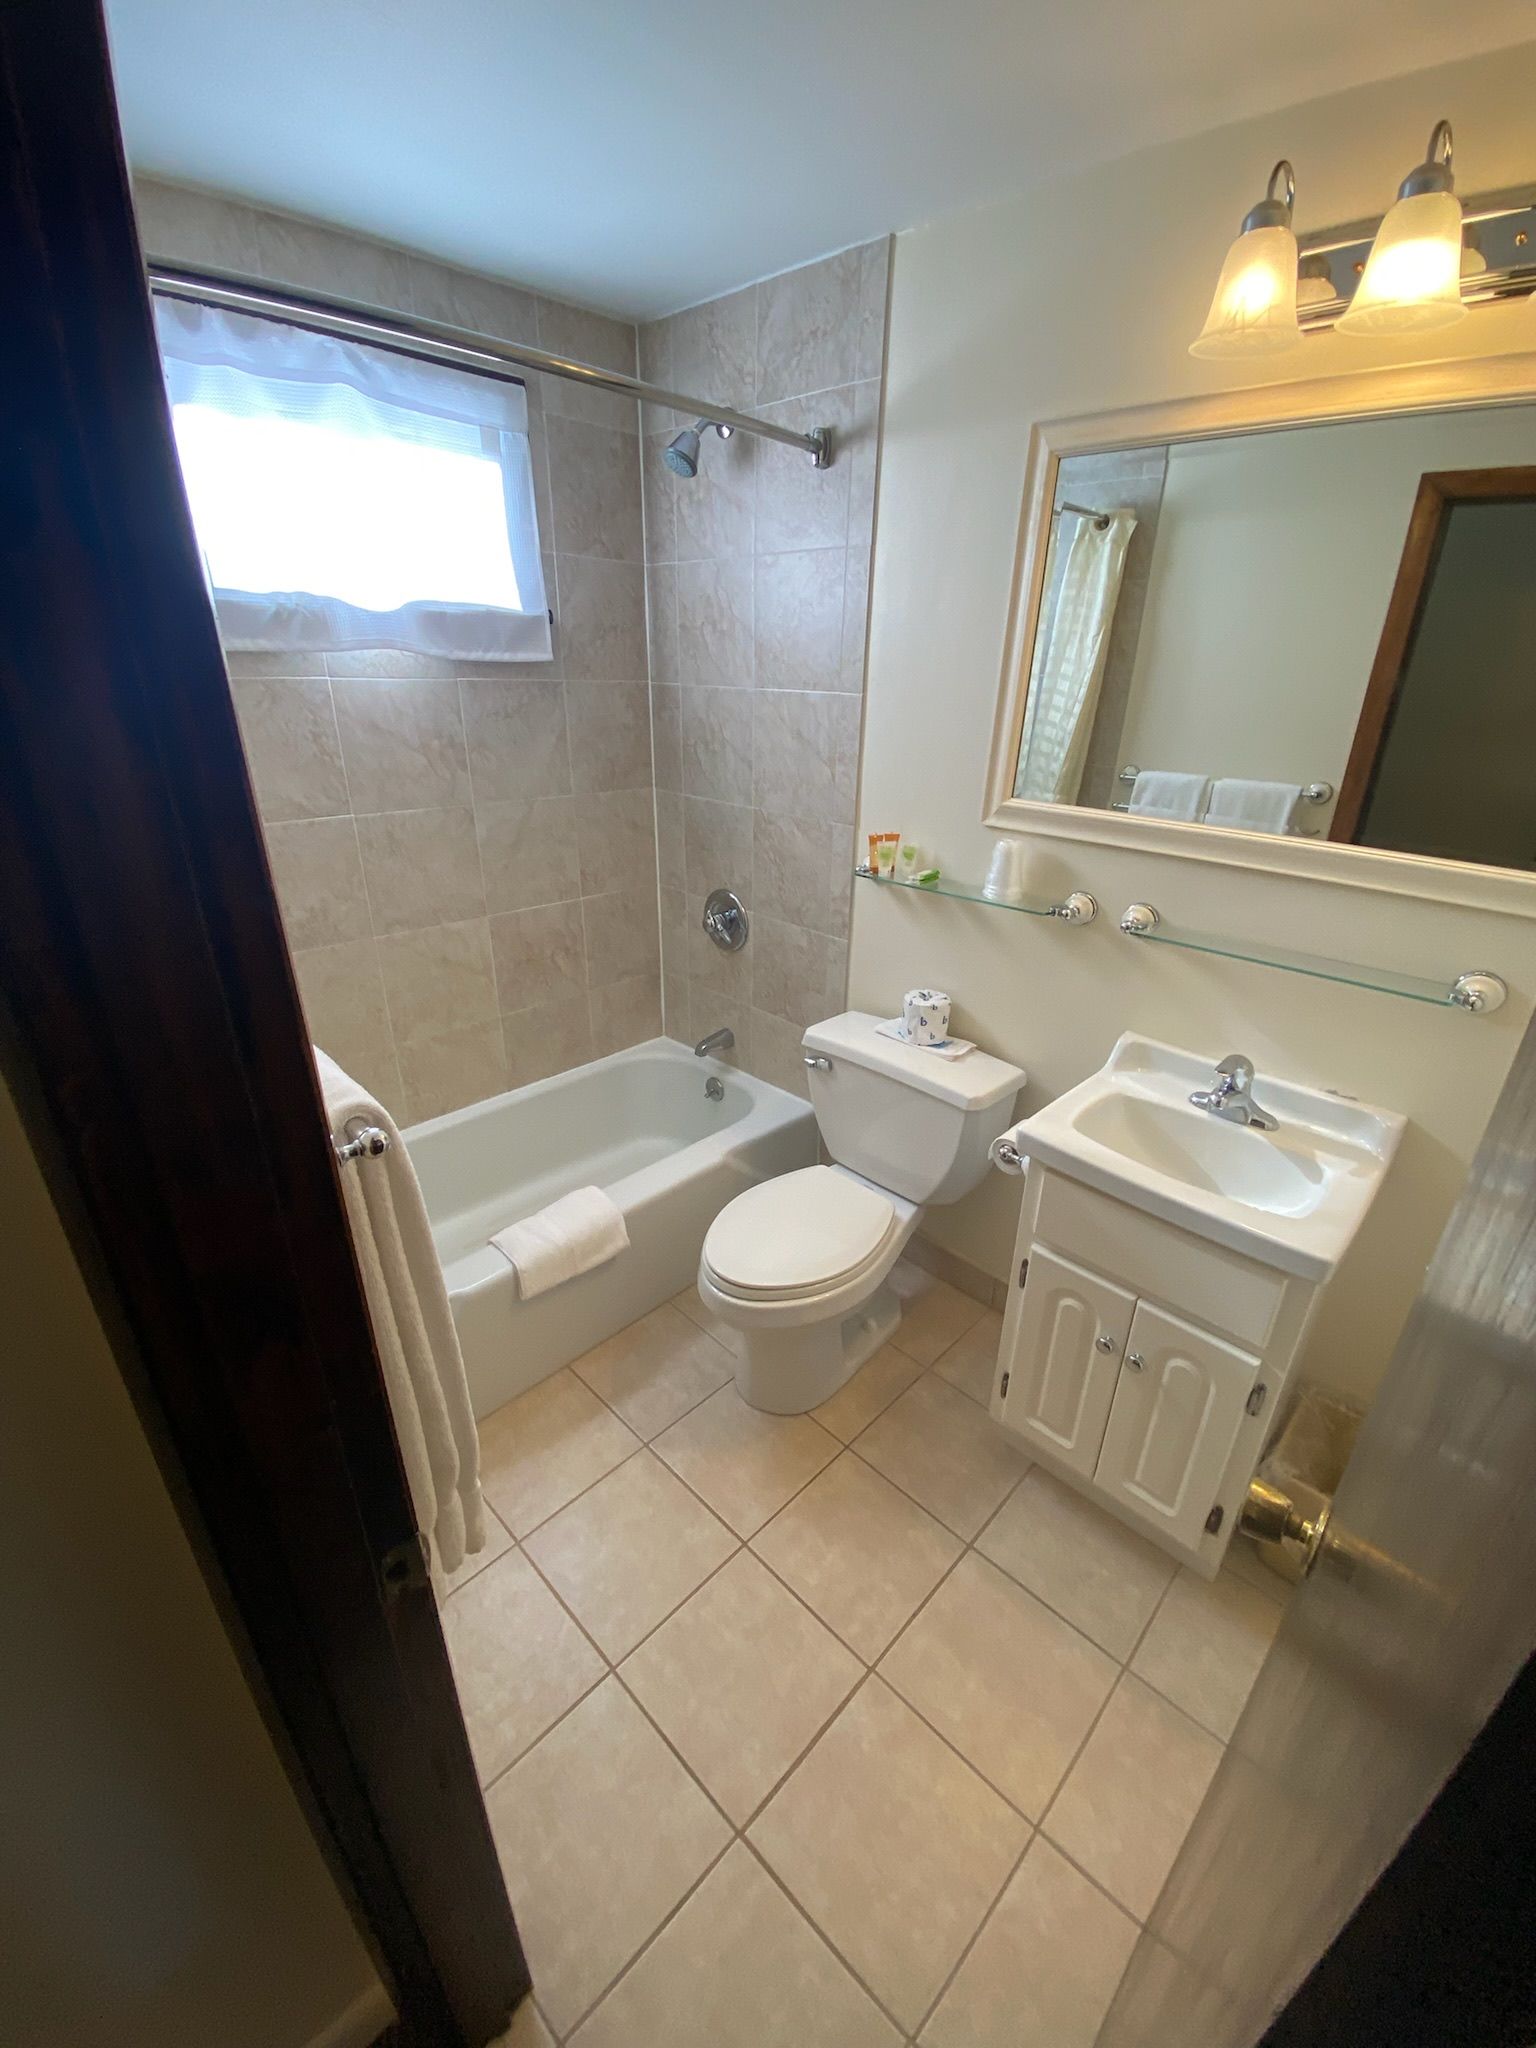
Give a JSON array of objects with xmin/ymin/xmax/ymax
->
[{"xmin": 698, "ymin": 1011, "xmax": 1025, "ymax": 1413}]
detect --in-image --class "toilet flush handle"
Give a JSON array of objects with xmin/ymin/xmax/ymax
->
[{"xmin": 804, "ymin": 1054, "xmax": 832, "ymax": 1073}]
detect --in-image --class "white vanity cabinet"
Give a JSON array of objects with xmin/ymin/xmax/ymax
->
[
  {"xmin": 1005, "ymin": 1247, "xmax": 1135, "ymax": 1480},
  {"xmin": 992, "ymin": 1162, "xmax": 1319, "ymax": 1575}
]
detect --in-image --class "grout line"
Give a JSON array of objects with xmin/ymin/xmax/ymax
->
[
  {"xmin": 721, "ymin": 1636, "xmax": 867, "ymax": 1837},
  {"xmin": 498, "ymin": 1436, "xmax": 648, "ymax": 1546},
  {"xmin": 439, "ymin": 1505, "xmax": 515, "ymax": 1598},
  {"xmin": 608, "ymin": 1657, "xmax": 740, "ymax": 1833},
  {"xmin": 745, "ymin": 1522, "xmax": 904, "ymax": 1668},
  {"xmin": 1027, "ymin": 1831, "xmax": 1149, "ymax": 1934},
  {"xmin": 605, "ymin": 1536, "xmax": 743, "ymax": 1676},
  {"xmin": 512, "ymin": 1449, "xmax": 741, "ymax": 1605},
  {"xmin": 648, "ymin": 1414, "xmax": 843, "ymax": 1548},
  {"xmin": 473, "ymin": 1536, "xmax": 744, "ymax": 1813},
  {"xmin": 458, "ymin": 673, "xmax": 512, "ymax": 1089},
  {"xmin": 839, "ymin": 1409, "xmax": 1016, "ymax": 1546},
  {"xmin": 1034, "ymin": 1560, "xmax": 1182, "ymax": 1842},
  {"xmin": 554, "ymin": 1830, "xmax": 738, "ymax": 2044},
  {"xmin": 477, "ymin": 1308, "xmax": 1255, "ymax": 2037},
  {"xmin": 473, "ymin": 1663, "xmax": 610, "ymax": 1809},
  {"xmin": 736, "ymin": 1830, "xmax": 918, "ymax": 2043},
  {"xmin": 907, "ymin": 1825, "xmax": 1038, "ymax": 2042}
]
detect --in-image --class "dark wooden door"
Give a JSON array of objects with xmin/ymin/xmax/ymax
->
[
  {"xmin": 0, "ymin": 3, "xmax": 528, "ymax": 2039},
  {"xmin": 1333, "ymin": 464, "xmax": 1536, "ymax": 862}
]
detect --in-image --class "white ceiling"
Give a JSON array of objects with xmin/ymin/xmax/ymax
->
[{"xmin": 105, "ymin": 0, "xmax": 1533, "ymax": 319}]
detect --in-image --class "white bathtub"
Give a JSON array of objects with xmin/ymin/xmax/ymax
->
[{"xmin": 406, "ymin": 1037, "xmax": 818, "ymax": 1417}]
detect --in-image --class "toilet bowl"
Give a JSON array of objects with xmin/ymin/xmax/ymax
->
[{"xmin": 699, "ymin": 1011, "xmax": 1024, "ymax": 1414}]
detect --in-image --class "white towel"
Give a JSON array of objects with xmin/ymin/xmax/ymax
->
[
  {"xmin": 1128, "ymin": 770, "xmax": 1213, "ymax": 822},
  {"xmin": 490, "ymin": 1186, "xmax": 629, "ymax": 1300},
  {"xmin": 315, "ymin": 1048, "xmax": 484, "ymax": 1581},
  {"xmin": 1204, "ymin": 778, "xmax": 1303, "ymax": 836}
]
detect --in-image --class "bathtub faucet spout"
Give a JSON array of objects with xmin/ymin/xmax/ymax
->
[{"xmin": 694, "ymin": 1027, "xmax": 734, "ymax": 1058}]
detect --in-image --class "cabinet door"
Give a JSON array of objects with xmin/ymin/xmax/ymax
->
[
  {"xmin": 1001, "ymin": 1247, "xmax": 1136, "ymax": 1477},
  {"xmin": 1095, "ymin": 1301, "xmax": 1258, "ymax": 1554}
]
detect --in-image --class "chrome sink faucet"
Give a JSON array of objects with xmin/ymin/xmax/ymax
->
[
  {"xmin": 1189, "ymin": 1052, "xmax": 1279, "ymax": 1131},
  {"xmin": 694, "ymin": 1026, "xmax": 734, "ymax": 1058}
]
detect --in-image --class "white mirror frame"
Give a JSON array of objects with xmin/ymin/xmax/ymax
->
[{"xmin": 985, "ymin": 349, "xmax": 1536, "ymax": 919}]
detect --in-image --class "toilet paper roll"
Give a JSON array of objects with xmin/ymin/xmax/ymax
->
[
  {"xmin": 989, "ymin": 1130, "xmax": 1028, "ymax": 1176},
  {"xmin": 902, "ymin": 988, "xmax": 951, "ymax": 1045}
]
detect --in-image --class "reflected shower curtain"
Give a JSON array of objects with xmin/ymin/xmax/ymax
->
[{"xmin": 1015, "ymin": 508, "xmax": 1136, "ymax": 803}]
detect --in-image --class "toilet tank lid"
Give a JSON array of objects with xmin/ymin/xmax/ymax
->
[{"xmin": 801, "ymin": 1012, "xmax": 1025, "ymax": 1111}]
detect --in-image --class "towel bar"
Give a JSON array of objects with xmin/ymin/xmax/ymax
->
[
  {"xmin": 1113, "ymin": 766, "xmax": 1335, "ymax": 812},
  {"xmin": 335, "ymin": 1116, "xmax": 390, "ymax": 1163}
]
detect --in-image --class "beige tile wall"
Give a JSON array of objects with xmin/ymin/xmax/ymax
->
[
  {"xmin": 640, "ymin": 241, "xmax": 891, "ymax": 1096},
  {"xmin": 134, "ymin": 180, "xmax": 658, "ymax": 1124}
]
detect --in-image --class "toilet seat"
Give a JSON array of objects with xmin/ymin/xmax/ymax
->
[{"xmin": 703, "ymin": 1165, "xmax": 897, "ymax": 1302}]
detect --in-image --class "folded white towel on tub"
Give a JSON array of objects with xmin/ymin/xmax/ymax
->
[{"xmin": 490, "ymin": 1186, "xmax": 630, "ymax": 1299}]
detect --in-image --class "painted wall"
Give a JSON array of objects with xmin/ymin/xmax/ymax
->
[
  {"xmin": 639, "ymin": 243, "xmax": 889, "ymax": 1096},
  {"xmin": 1115, "ymin": 405, "xmax": 1536, "ymax": 808},
  {"xmin": 135, "ymin": 179, "xmax": 658, "ymax": 1127},
  {"xmin": 0, "ymin": 1077, "xmax": 386, "ymax": 2048},
  {"xmin": 851, "ymin": 41, "xmax": 1536, "ymax": 1406}
]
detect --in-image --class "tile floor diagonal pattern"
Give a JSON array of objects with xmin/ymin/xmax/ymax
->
[{"xmin": 446, "ymin": 1260, "xmax": 1288, "ymax": 2045}]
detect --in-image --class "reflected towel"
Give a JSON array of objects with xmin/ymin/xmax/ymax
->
[
  {"xmin": 1204, "ymin": 778, "xmax": 1303, "ymax": 835},
  {"xmin": 1128, "ymin": 770, "xmax": 1213, "ymax": 822},
  {"xmin": 315, "ymin": 1047, "xmax": 483, "ymax": 1581},
  {"xmin": 490, "ymin": 1186, "xmax": 629, "ymax": 1300}
]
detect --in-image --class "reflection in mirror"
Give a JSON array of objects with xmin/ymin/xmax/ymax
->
[{"xmin": 1012, "ymin": 407, "xmax": 1536, "ymax": 873}]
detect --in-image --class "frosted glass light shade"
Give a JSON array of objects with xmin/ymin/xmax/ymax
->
[
  {"xmin": 1189, "ymin": 224, "xmax": 1301, "ymax": 358},
  {"xmin": 1338, "ymin": 189, "xmax": 1466, "ymax": 335}
]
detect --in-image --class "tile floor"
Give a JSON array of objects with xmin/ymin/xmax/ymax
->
[{"xmin": 451, "ymin": 1265, "xmax": 1287, "ymax": 2046}]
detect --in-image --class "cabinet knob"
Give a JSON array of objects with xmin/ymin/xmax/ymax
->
[
  {"xmin": 1095, "ymin": 1334, "xmax": 1117, "ymax": 1354},
  {"xmin": 1125, "ymin": 1351, "xmax": 1145, "ymax": 1372}
]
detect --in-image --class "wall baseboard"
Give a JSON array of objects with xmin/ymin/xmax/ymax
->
[
  {"xmin": 907, "ymin": 1232, "xmax": 1008, "ymax": 1312},
  {"xmin": 307, "ymin": 1982, "xmax": 396, "ymax": 2048}
]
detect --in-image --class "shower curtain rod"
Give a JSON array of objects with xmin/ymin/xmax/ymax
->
[
  {"xmin": 1052, "ymin": 500, "xmax": 1112, "ymax": 529},
  {"xmin": 146, "ymin": 261, "xmax": 834, "ymax": 468}
]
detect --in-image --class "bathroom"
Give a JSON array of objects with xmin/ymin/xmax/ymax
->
[{"xmin": 6, "ymin": 7, "xmax": 1536, "ymax": 2048}]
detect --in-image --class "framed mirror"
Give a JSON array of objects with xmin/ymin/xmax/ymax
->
[{"xmin": 987, "ymin": 355, "xmax": 1536, "ymax": 914}]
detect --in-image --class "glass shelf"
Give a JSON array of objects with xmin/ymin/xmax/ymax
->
[
  {"xmin": 853, "ymin": 867, "xmax": 1062, "ymax": 918},
  {"xmin": 852, "ymin": 872, "xmax": 1503, "ymax": 1010},
  {"xmin": 1124, "ymin": 916, "xmax": 1463, "ymax": 1008}
]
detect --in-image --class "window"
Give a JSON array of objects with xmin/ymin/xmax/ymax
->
[{"xmin": 154, "ymin": 297, "xmax": 551, "ymax": 663}]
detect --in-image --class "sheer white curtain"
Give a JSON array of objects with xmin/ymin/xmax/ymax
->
[
  {"xmin": 155, "ymin": 298, "xmax": 552, "ymax": 662},
  {"xmin": 1015, "ymin": 509, "xmax": 1136, "ymax": 803}
]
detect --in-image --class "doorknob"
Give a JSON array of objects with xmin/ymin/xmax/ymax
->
[
  {"xmin": 1125, "ymin": 1352, "xmax": 1145, "ymax": 1371},
  {"xmin": 1095, "ymin": 1334, "xmax": 1117, "ymax": 1353}
]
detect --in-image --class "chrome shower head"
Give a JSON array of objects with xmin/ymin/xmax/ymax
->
[
  {"xmin": 663, "ymin": 418, "xmax": 732, "ymax": 478},
  {"xmin": 663, "ymin": 424, "xmax": 702, "ymax": 477}
]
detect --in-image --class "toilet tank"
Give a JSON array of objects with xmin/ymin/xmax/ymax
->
[{"xmin": 801, "ymin": 1012, "xmax": 1026, "ymax": 1205}]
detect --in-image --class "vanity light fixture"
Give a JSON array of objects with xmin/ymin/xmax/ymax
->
[
  {"xmin": 1337, "ymin": 120, "xmax": 1467, "ymax": 336},
  {"xmin": 1191, "ymin": 121, "xmax": 1536, "ymax": 345},
  {"xmin": 1295, "ymin": 254, "xmax": 1336, "ymax": 310},
  {"xmin": 1189, "ymin": 160, "xmax": 1302, "ymax": 359}
]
